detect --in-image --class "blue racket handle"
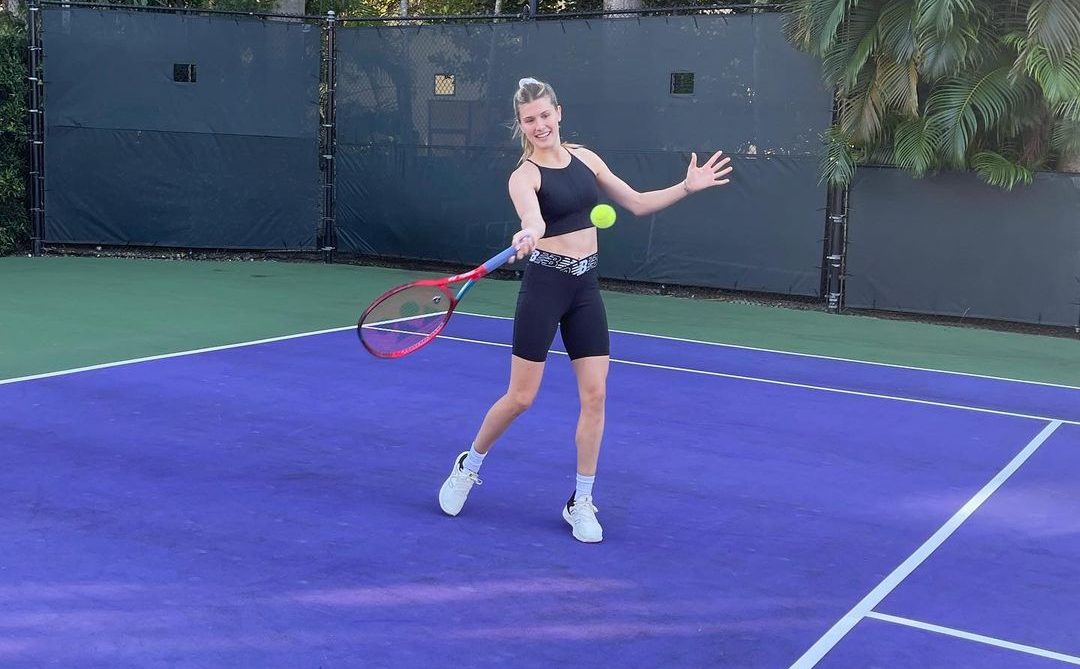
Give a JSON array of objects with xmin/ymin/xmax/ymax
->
[
  {"xmin": 481, "ymin": 244, "xmax": 521, "ymax": 274},
  {"xmin": 457, "ymin": 244, "xmax": 525, "ymax": 301}
]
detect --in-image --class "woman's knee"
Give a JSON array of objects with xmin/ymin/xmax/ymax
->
[
  {"xmin": 504, "ymin": 387, "xmax": 538, "ymax": 414},
  {"xmin": 506, "ymin": 355, "xmax": 545, "ymax": 414},
  {"xmin": 579, "ymin": 385, "xmax": 606, "ymax": 413}
]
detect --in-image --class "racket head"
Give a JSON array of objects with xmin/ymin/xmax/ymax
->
[{"xmin": 357, "ymin": 282, "xmax": 456, "ymax": 358}]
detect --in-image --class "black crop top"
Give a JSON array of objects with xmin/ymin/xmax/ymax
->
[{"xmin": 528, "ymin": 152, "xmax": 600, "ymax": 238}]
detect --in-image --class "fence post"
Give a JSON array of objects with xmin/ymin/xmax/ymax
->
[
  {"xmin": 820, "ymin": 88, "xmax": 849, "ymax": 313},
  {"xmin": 319, "ymin": 10, "xmax": 338, "ymax": 263},
  {"xmin": 27, "ymin": 0, "xmax": 45, "ymax": 256},
  {"xmin": 823, "ymin": 182, "xmax": 847, "ymax": 313}
]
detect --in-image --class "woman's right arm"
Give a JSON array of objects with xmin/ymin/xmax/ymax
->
[{"xmin": 508, "ymin": 166, "xmax": 545, "ymax": 262}]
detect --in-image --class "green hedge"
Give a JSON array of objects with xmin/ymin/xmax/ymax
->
[{"xmin": 0, "ymin": 12, "xmax": 27, "ymax": 256}]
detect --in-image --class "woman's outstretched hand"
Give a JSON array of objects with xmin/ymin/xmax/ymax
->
[{"xmin": 684, "ymin": 150, "xmax": 733, "ymax": 193}]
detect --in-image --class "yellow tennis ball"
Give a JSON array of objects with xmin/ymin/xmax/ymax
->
[{"xmin": 590, "ymin": 204, "xmax": 616, "ymax": 229}]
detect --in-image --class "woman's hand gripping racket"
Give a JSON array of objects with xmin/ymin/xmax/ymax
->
[{"xmin": 357, "ymin": 241, "xmax": 528, "ymax": 358}]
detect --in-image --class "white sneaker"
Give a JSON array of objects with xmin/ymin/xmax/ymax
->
[
  {"xmin": 438, "ymin": 451, "xmax": 481, "ymax": 516},
  {"xmin": 562, "ymin": 494, "xmax": 603, "ymax": 543}
]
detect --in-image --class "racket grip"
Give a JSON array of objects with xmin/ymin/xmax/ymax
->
[{"xmin": 481, "ymin": 244, "xmax": 521, "ymax": 274}]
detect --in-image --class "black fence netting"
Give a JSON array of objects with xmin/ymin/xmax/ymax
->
[
  {"xmin": 32, "ymin": 3, "xmax": 1078, "ymax": 330},
  {"xmin": 42, "ymin": 6, "xmax": 321, "ymax": 249},
  {"xmin": 334, "ymin": 12, "xmax": 833, "ymax": 296},
  {"xmin": 845, "ymin": 168, "xmax": 1080, "ymax": 329}
]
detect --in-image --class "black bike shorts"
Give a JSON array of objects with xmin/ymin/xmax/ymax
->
[{"xmin": 512, "ymin": 250, "xmax": 609, "ymax": 362}]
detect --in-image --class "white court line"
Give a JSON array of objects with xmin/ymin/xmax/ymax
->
[
  {"xmin": 790, "ymin": 420, "xmax": 1065, "ymax": 668},
  {"xmin": 611, "ymin": 358, "xmax": 1076, "ymax": 424},
  {"xmin": 361, "ymin": 330, "xmax": 1077, "ymax": 424},
  {"xmin": 0, "ymin": 326, "xmax": 355, "ymax": 386},
  {"xmin": 456, "ymin": 311, "xmax": 1080, "ymax": 391},
  {"xmin": 8, "ymin": 326, "xmax": 1077, "ymax": 426},
  {"xmin": 4, "ymin": 312, "xmax": 1075, "ymax": 394},
  {"xmin": 866, "ymin": 612, "xmax": 1080, "ymax": 666}
]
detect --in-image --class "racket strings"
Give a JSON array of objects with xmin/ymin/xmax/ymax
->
[{"xmin": 359, "ymin": 285, "xmax": 454, "ymax": 357}]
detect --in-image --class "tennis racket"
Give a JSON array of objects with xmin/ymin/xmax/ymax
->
[{"xmin": 357, "ymin": 244, "xmax": 523, "ymax": 359}]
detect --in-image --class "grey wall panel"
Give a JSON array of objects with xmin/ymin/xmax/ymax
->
[
  {"xmin": 336, "ymin": 145, "xmax": 516, "ymax": 260},
  {"xmin": 336, "ymin": 13, "xmax": 830, "ymax": 295},
  {"xmin": 598, "ymin": 154, "xmax": 823, "ymax": 295},
  {"xmin": 337, "ymin": 146, "xmax": 823, "ymax": 295},
  {"xmin": 845, "ymin": 168, "xmax": 1080, "ymax": 327},
  {"xmin": 45, "ymin": 126, "xmax": 318, "ymax": 249},
  {"xmin": 337, "ymin": 14, "xmax": 830, "ymax": 153},
  {"xmin": 44, "ymin": 7, "xmax": 320, "ymax": 137},
  {"xmin": 42, "ymin": 6, "xmax": 321, "ymax": 249}
]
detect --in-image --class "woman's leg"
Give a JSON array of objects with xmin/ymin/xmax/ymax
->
[
  {"xmin": 471, "ymin": 355, "xmax": 546, "ymax": 453},
  {"xmin": 472, "ymin": 261, "xmax": 564, "ymax": 453},
  {"xmin": 440, "ymin": 356, "xmax": 546, "ymax": 517},
  {"xmin": 560, "ymin": 270, "xmax": 611, "ymax": 477},
  {"xmin": 558, "ymin": 270, "xmax": 609, "ymax": 542},
  {"xmin": 558, "ymin": 354, "xmax": 609, "ymax": 542},
  {"xmin": 570, "ymin": 355, "xmax": 610, "ymax": 475},
  {"xmin": 439, "ymin": 262, "xmax": 562, "ymax": 517}
]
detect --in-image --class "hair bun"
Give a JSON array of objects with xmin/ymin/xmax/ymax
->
[{"xmin": 518, "ymin": 77, "xmax": 541, "ymax": 88}]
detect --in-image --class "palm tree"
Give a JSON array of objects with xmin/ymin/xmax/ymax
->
[{"xmin": 782, "ymin": 0, "xmax": 1080, "ymax": 188}]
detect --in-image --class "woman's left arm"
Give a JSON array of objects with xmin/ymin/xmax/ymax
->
[{"xmin": 576, "ymin": 148, "xmax": 733, "ymax": 217}]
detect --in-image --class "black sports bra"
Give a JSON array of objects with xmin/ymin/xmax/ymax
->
[{"xmin": 527, "ymin": 152, "xmax": 600, "ymax": 238}]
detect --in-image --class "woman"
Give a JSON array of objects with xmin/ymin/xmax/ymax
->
[{"xmin": 439, "ymin": 77, "xmax": 733, "ymax": 543}]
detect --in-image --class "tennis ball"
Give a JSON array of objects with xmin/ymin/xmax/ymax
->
[{"xmin": 590, "ymin": 204, "xmax": 616, "ymax": 229}]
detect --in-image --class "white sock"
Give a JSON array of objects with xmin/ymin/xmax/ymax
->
[
  {"xmin": 462, "ymin": 445, "xmax": 486, "ymax": 474},
  {"xmin": 575, "ymin": 473, "xmax": 595, "ymax": 500}
]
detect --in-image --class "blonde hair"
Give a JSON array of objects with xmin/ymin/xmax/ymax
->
[{"xmin": 512, "ymin": 77, "xmax": 575, "ymax": 165}]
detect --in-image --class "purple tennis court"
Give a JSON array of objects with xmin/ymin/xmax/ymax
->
[{"xmin": 2, "ymin": 313, "xmax": 1078, "ymax": 668}]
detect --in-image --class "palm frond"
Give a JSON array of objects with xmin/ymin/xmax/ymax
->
[
  {"xmin": 893, "ymin": 115, "xmax": 938, "ymax": 175},
  {"xmin": 1051, "ymin": 117, "xmax": 1080, "ymax": 155},
  {"xmin": 784, "ymin": 0, "xmax": 1077, "ymax": 183},
  {"xmin": 1020, "ymin": 45, "xmax": 1080, "ymax": 104},
  {"xmin": 820, "ymin": 125, "xmax": 860, "ymax": 185},
  {"xmin": 862, "ymin": 135, "xmax": 900, "ymax": 165},
  {"xmin": 914, "ymin": 0, "xmax": 974, "ymax": 34},
  {"xmin": 971, "ymin": 150, "xmax": 1034, "ymax": 189},
  {"xmin": 821, "ymin": 2, "xmax": 883, "ymax": 88},
  {"xmin": 917, "ymin": 27, "xmax": 975, "ymax": 78},
  {"xmin": 1027, "ymin": 0, "xmax": 1080, "ymax": 61},
  {"xmin": 992, "ymin": 1, "xmax": 1030, "ymax": 37},
  {"xmin": 916, "ymin": 0, "xmax": 995, "ymax": 78},
  {"xmin": 877, "ymin": 55, "xmax": 920, "ymax": 114},
  {"xmin": 816, "ymin": 0, "xmax": 857, "ymax": 54},
  {"xmin": 781, "ymin": 0, "xmax": 821, "ymax": 51},
  {"xmin": 965, "ymin": 5, "xmax": 1008, "ymax": 64},
  {"xmin": 1006, "ymin": 30, "xmax": 1033, "ymax": 83},
  {"xmin": 781, "ymin": 0, "xmax": 855, "ymax": 55},
  {"xmin": 926, "ymin": 64, "xmax": 1039, "ymax": 165},
  {"xmin": 878, "ymin": 0, "xmax": 919, "ymax": 62},
  {"xmin": 1056, "ymin": 98, "xmax": 1080, "ymax": 121},
  {"xmin": 837, "ymin": 64, "xmax": 889, "ymax": 142}
]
